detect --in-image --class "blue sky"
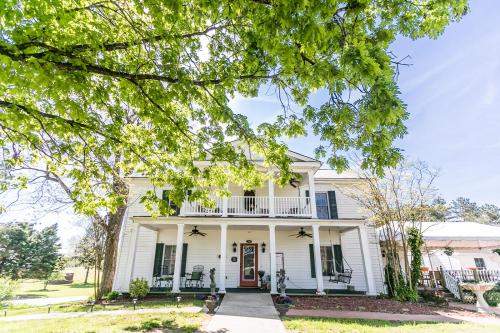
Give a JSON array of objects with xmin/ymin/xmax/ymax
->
[
  {"xmin": 2, "ymin": 0, "xmax": 499, "ymax": 251},
  {"xmin": 232, "ymin": 0, "xmax": 500, "ymax": 206}
]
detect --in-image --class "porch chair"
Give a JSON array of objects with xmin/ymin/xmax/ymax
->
[{"xmin": 184, "ymin": 265, "xmax": 205, "ymax": 289}]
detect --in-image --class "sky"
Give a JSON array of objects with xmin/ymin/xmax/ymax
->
[
  {"xmin": 231, "ymin": 0, "xmax": 500, "ymax": 206},
  {"xmin": 2, "ymin": 0, "xmax": 499, "ymax": 251}
]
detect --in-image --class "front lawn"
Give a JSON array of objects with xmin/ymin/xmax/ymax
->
[
  {"xmin": 14, "ymin": 267, "xmax": 95, "ymax": 299},
  {"xmin": 5, "ymin": 299, "xmax": 204, "ymax": 317},
  {"xmin": 0, "ymin": 312, "xmax": 207, "ymax": 333},
  {"xmin": 283, "ymin": 317, "xmax": 499, "ymax": 333}
]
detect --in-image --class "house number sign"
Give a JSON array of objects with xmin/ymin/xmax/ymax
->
[{"xmin": 231, "ymin": 257, "xmax": 237, "ymax": 262}]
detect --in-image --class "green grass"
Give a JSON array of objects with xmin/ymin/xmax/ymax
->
[
  {"xmin": 283, "ymin": 317, "xmax": 500, "ymax": 333},
  {"xmin": 5, "ymin": 299, "xmax": 204, "ymax": 317},
  {"xmin": 15, "ymin": 267, "xmax": 95, "ymax": 299},
  {"xmin": 0, "ymin": 312, "xmax": 207, "ymax": 333}
]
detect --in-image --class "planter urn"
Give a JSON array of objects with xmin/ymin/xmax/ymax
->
[
  {"xmin": 275, "ymin": 304, "xmax": 290, "ymax": 317},
  {"xmin": 205, "ymin": 299, "xmax": 218, "ymax": 314}
]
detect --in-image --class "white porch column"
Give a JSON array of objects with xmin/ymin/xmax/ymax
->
[
  {"xmin": 269, "ymin": 224, "xmax": 277, "ymax": 294},
  {"xmin": 222, "ymin": 184, "xmax": 228, "ymax": 217},
  {"xmin": 268, "ymin": 175, "xmax": 275, "ymax": 217},
  {"xmin": 312, "ymin": 224, "xmax": 325, "ymax": 294},
  {"xmin": 126, "ymin": 224, "xmax": 140, "ymax": 286},
  {"xmin": 172, "ymin": 224, "xmax": 185, "ymax": 293},
  {"xmin": 358, "ymin": 225, "xmax": 377, "ymax": 295},
  {"xmin": 308, "ymin": 170, "xmax": 318, "ymax": 218},
  {"xmin": 219, "ymin": 224, "xmax": 227, "ymax": 293}
]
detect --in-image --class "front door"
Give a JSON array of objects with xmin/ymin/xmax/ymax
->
[{"xmin": 240, "ymin": 243, "xmax": 258, "ymax": 287}]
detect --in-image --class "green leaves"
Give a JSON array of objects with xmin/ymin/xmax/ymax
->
[{"xmin": 0, "ymin": 0, "xmax": 469, "ymax": 214}]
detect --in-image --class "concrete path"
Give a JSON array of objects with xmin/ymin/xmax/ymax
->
[
  {"xmin": 205, "ymin": 293, "xmax": 286, "ymax": 333},
  {"xmin": 9, "ymin": 296, "xmax": 87, "ymax": 306},
  {"xmin": 0, "ymin": 306, "xmax": 203, "ymax": 322},
  {"xmin": 288, "ymin": 308, "xmax": 500, "ymax": 325}
]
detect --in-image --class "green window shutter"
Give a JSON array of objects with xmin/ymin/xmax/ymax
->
[
  {"xmin": 309, "ymin": 244, "xmax": 316, "ymax": 278},
  {"xmin": 162, "ymin": 190, "xmax": 180, "ymax": 216},
  {"xmin": 153, "ymin": 243, "xmax": 164, "ymax": 276},
  {"xmin": 333, "ymin": 245, "xmax": 344, "ymax": 273},
  {"xmin": 327, "ymin": 191, "xmax": 338, "ymax": 219},
  {"xmin": 180, "ymin": 243, "xmax": 188, "ymax": 277}
]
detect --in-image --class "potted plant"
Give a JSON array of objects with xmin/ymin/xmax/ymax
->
[
  {"xmin": 420, "ymin": 266, "xmax": 430, "ymax": 272},
  {"xmin": 274, "ymin": 295, "xmax": 293, "ymax": 316}
]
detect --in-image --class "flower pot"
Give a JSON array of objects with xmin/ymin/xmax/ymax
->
[
  {"xmin": 205, "ymin": 299, "xmax": 218, "ymax": 314},
  {"xmin": 275, "ymin": 304, "xmax": 290, "ymax": 317}
]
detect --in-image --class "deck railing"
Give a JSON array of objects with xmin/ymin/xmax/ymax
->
[
  {"xmin": 441, "ymin": 268, "xmax": 500, "ymax": 303},
  {"xmin": 181, "ymin": 196, "xmax": 312, "ymax": 217}
]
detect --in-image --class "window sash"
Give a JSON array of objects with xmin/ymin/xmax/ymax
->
[
  {"xmin": 474, "ymin": 258, "xmax": 486, "ymax": 270},
  {"xmin": 315, "ymin": 193, "xmax": 330, "ymax": 219},
  {"xmin": 162, "ymin": 245, "xmax": 177, "ymax": 275},
  {"xmin": 320, "ymin": 246, "xmax": 334, "ymax": 276}
]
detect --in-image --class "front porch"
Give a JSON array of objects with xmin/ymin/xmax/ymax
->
[{"xmin": 114, "ymin": 218, "xmax": 383, "ymax": 296}]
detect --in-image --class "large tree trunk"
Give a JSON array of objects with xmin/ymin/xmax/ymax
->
[
  {"xmin": 84, "ymin": 267, "xmax": 89, "ymax": 284},
  {"xmin": 98, "ymin": 208, "xmax": 126, "ymax": 298},
  {"xmin": 98, "ymin": 174, "xmax": 129, "ymax": 299}
]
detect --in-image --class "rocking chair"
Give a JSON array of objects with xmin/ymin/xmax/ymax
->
[{"xmin": 184, "ymin": 265, "xmax": 205, "ymax": 288}]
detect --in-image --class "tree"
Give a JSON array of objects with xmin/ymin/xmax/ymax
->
[
  {"xmin": 74, "ymin": 222, "xmax": 105, "ymax": 285},
  {"xmin": 448, "ymin": 197, "xmax": 481, "ymax": 221},
  {"xmin": 480, "ymin": 204, "xmax": 500, "ymax": 224},
  {"xmin": 0, "ymin": 0, "xmax": 469, "ymax": 295},
  {"xmin": 348, "ymin": 159, "xmax": 439, "ymax": 300},
  {"xmin": 427, "ymin": 197, "xmax": 448, "ymax": 221},
  {"xmin": 0, "ymin": 222, "xmax": 61, "ymax": 281}
]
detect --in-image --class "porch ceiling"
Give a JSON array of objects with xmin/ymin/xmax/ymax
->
[{"xmin": 132, "ymin": 216, "xmax": 362, "ymax": 232}]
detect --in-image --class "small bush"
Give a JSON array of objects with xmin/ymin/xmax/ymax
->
[
  {"xmin": 485, "ymin": 283, "xmax": 500, "ymax": 306},
  {"xmin": 420, "ymin": 289, "xmax": 448, "ymax": 306},
  {"xmin": 129, "ymin": 278, "xmax": 149, "ymax": 299},
  {"xmin": 104, "ymin": 291, "xmax": 119, "ymax": 301},
  {"xmin": 0, "ymin": 278, "xmax": 18, "ymax": 306}
]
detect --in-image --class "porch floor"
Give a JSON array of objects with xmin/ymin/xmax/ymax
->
[{"xmin": 149, "ymin": 287, "xmax": 366, "ymax": 295}]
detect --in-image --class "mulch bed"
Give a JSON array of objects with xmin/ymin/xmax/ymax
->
[{"xmin": 290, "ymin": 296, "xmax": 473, "ymax": 315}]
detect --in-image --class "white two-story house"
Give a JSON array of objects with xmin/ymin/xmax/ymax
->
[{"xmin": 112, "ymin": 145, "xmax": 385, "ymax": 295}]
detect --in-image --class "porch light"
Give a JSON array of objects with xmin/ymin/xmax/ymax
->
[
  {"xmin": 232, "ymin": 242, "xmax": 237, "ymax": 253},
  {"xmin": 261, "ymin": 242, "xmax": 266, "ymax": 253}
]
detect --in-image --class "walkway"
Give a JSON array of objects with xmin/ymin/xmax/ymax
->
[
  {"xmin": 9, "ymin": 296, "xmax": 88, "ymax": 306},
  {"xmin": 0, "ymin": 306, "xmax": 202, "ymax": 323},
  {"xmin": 205, "ymin": 293, "xmax": 286, "ymax": 333}
]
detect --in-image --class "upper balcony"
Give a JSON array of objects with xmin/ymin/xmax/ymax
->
[
  {"xmin": 181, "ymin": 195, "xmax": 312, "ymax": 218},
  {"xmin": 178, "ymin": 170, "xmax": 318, "ymax": 218}
]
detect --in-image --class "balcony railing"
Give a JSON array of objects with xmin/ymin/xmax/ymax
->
[{"xmin": 180, "ymin": 196, "xmax": 312, "ymax": 218}]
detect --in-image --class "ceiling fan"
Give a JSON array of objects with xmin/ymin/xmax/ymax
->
[
  {"xmin": 289, "ymin": 227, "xmax": 312, "ymax": 238},
  {"xmin": 185, "ymin": 226, "xmax": 207, "ymax": 237}
]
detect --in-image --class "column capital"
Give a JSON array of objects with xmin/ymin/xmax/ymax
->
[
  {"xmin": 311, "ymin": 224, "xmax": 320, "ymax": 231},
  {"xmin": 220, "ymin": 223, "xmax": 228, "ymax": 230}
]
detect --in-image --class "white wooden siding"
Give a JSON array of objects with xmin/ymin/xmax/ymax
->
[{"xmin": 114, "ymin": 224, "xmax": 384, "ymax": 294}]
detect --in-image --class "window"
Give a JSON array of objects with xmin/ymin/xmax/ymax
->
[
  {"xmin": 162, "ymin": 190, "xmax": 180, "ymax": 215},
  {"xmin": 316, "ymin": 193, "xmax": 329, "ymax": 219},
  {"xmin": 320, "ymin": 246, "xmax": 334, "ymax": 276},
  {"xmin": 474, "ymin": 258, "xmax": 486, "ymax": 270},
  {"xmin": 276, "ymin": 252, "xmax": 284, "ymax": 272},
  {"xmin": 162, "ymin": 245, "xmax": 176, "ymax": 275}
]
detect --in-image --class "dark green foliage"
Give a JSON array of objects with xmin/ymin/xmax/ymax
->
[
  {"xmin": 129, "ymin": 278, "xmax": 149, "ymax": 299},
  {"xmin": 420, "ymin": 289, "xmax": 448, "ymax": 306},
  {"xmin": 485, "ymin": 283, "xmax": 500, "ymax": 307},
  {"xmin": 407, "ymin": 227, "xmax": 424, "ymax": 291},
  {"xmin": 0, "ymin": 222, "xmax": 61, "ymax": 280},
  {"xmin": 104, "ymin": 291, "xmax": 119, "ymax": 301}
]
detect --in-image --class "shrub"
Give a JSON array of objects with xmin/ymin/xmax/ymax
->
[
  {"xmin": 485, "ymin": 283, "xmax": 500, "ymax": 306},
  {"xmin": 0, "ymin": 278, "xmax": 18, "ymax": 306},
  {"xmin": 420, "ymin": 289, "xmax": 448, "ymax": 306},
  {"xmin": 129, "ymin": 278, "xmax": 149, "ymax": 299},
  {"xmin": 104, "ymin": 291, "xmax": 119, "ymax": 301}
]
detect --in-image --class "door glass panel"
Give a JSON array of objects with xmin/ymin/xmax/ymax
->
[
  {"xmin": 315, "ymin": 193, "xmax": 329, "ymax": 219},
  {"xmin": 243, "ymin": 245, "xmax": 255, "ymax": 280}
]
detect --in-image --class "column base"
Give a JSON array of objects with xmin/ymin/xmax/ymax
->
[
  {"xmin": 172, "ymin": 288, "xmax": 180, "ymax": 293},
  {"xmin": 316, "ymin": 290, "xmax": 326, "ymax": 295},
  {"xmin": 218, "ymin": 289, "xmax": 227, "ymax": 294}
]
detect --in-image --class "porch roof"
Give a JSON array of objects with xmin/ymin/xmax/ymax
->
[{"xmin": 131, "ymin": 215, "xmax": 366, "ymax": 231}]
